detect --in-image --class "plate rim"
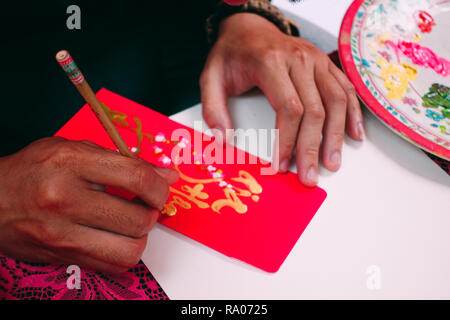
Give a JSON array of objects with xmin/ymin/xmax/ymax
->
[{"xmin": 338, "ymin": 0, "xmax": 450, "ymax": 161}]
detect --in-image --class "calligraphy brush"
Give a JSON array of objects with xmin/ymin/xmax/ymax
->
[{"xmin": 55, "ymin": 49, "xmax": 134, "ymax": 158}]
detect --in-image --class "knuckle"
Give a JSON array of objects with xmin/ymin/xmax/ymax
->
[
  {"xmin": 348, "ymin": 98, "xmax": 362, "ymax": 114},
  {"xmin": 34, "ymin": 136, "xmax": 65, "ymax": 147},
  {"xmin": 331, "ymin": 90, "xmax": 348, "ymax": 107},
  {"xmin": 53, "ymin": 142, "xmax": 77, "ymax": 160},
  {"xmin": 16, "ymin": 220, "xmax": 66, "ymax": 248},
  {"xmin": 301, "ymin": 146, "xmax": 320, "ymax": 159},
  {"xmin": 261, "ymin": 47, "xmax": 284, "ymax": 66},
  {"xmin": 35, "ymin": 179, "xmax": 66, "ymax": 210},
  {"xmin": 97, "ymin": 157, "xmax": 123, "ymax": 172},
  {"xmin": 344, "ymin": 82, "xmax": 356, "ymax": 96},
  {"xmin": 80, "ymin": 140, "xmax": 99, "ymax": 148},
  {"xmin": 292, "ymin": 47, "xmax": 309, "ymax": 64},
  {"xmin": 49, "ymin": 142, "xmax": 78, "ymax": 170},
  {"xmin": 131, "ymin": 164, "xmax": 153, "ymax": 195},
  {"xmin": 329, "ymin": 131, "xmax": 345, "ymax": 144},
  {"xmin": 320, "ymin": 51, "xmax": 332, "ymax": 64},
  {"xmin": 280, "ymin": 139, "xmax": 297, "ymax": 156},
  {"xmin": 307, "ymin": 104, "xmax": 326, "ymax": 120},
  {"xmin": 284, "ymin": 97, "xmax": 304, "ymax": 118},
  {"xmin": 39, "ymin": 230, "xmax": 66, "ymax": 248}
]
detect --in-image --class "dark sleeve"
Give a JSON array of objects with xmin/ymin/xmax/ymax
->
[
  {"xmin": 1, "ymin": 0, "xmax": 214, "ymax": 157},
  {"xmin": 1, "ymin": 0, "xmax": 126, "ymax": 156}
]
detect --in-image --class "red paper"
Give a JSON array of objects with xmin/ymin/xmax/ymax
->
[{"xmin": 55, "ymin": 89, "xmax": 327, "ymax": 273}]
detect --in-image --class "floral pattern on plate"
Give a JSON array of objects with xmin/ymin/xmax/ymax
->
[{"xmin": 339, "ymin": 0, "xmax": 450, "ymax": 160}]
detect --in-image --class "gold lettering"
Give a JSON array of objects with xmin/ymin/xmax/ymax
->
[
  {"xmin": 170, "ymin": 184, "xmax": 210, "ymax": 209},
  {"xmin": 211, "ymin": 188, "xmax": 248, "ymax": 214},
  {"xmin": 231, "ymin": 170, "xmax": 263, "ymax": 194},
  {"xmin": 163, "ymin": 196, "xmax": 191, "ymax": 216},
  {"xmin": 102, "ymin": 103, "xmax": 265, "ymax": 217}
]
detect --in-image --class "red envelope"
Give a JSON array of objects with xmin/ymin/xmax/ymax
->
[{"xmin": 55, "ymin": 89, "xmax": 327, "ymax": 273}]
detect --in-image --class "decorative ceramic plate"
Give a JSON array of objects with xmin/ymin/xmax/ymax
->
[{"xmin": 339, "ymin": 0, "xmax": 450, "ymax": 160}]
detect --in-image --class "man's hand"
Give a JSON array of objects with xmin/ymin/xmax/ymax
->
[
  {"xmin": 0, "ymin": 137, "xmax": 178, "ymax": 273},
  {"xmin": 200, "ymin": 13, "xmax": 365, "ymax": 186}
]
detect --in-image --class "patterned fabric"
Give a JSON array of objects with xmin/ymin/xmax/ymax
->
[{"xmin": 0, "ymin": 254, "xmax": 168, "ymax": 300}]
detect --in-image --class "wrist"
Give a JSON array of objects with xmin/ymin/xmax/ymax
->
[{"xmin": 206, "ymin": 0, "xmax": 299, "ymax": 45}]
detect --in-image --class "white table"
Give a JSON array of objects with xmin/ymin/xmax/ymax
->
[{"xmin": 141, "ymin": 0, "xmax": 450, "ymax": 299}]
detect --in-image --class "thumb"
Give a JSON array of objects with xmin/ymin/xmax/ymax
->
[{"xmin": 200, "ymin": 63, "xmax": 233, "ymax": 143}]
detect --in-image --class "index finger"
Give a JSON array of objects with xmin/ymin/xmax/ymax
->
[
  {"xmin": 290, "ymin": 61, "xmax": 325, "ymax": 187},
  {"xmin": 256, "ymin": 66, "xmax": 304, "ymax": 173},
  {"xmin": 74, "ymin": 143, "xmax": 173, "ymax": 210}
]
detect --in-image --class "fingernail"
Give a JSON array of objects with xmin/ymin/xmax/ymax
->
[
  {"xmin": 358, "ymin": 122, "xmax": 366, "ymax": 140},
  {"xmin": 306, "ymin": 166, "xmax": 318, "ymax": 185},
  {"xmin": 279, "ymin": 159, "xmax": 290, "ymax": 173},
  {"xmin": 330, "ymin": 151, "xmax": 341, "ymax": 167}
]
